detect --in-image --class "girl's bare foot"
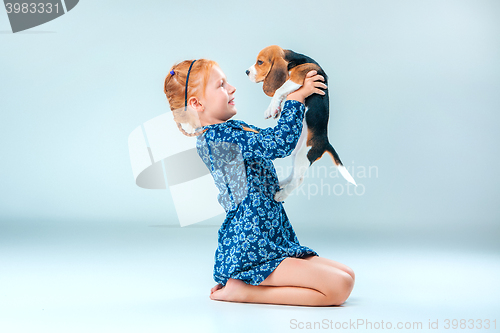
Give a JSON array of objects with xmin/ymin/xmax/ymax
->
[
  {"xmin": 210, "ymin": 283, "xmax": 223, "ymax": 295},
  {"xmin": 209, "ymin": 278, "xmax": 248, "ymax": 302}
]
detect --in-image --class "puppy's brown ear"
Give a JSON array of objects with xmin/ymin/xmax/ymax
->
[{"xmin": 263, "ymin": 57, "xmax": 288, "ymax": 97}]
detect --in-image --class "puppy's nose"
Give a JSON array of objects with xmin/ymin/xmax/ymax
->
[{"xmin": 245, "ymin": 70, "xmax": 250, "ymax": 76}]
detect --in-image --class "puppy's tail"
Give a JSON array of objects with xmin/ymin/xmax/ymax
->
[{"xmin": 324, "ymin": 143, "xmax": 357, "ymax": 186}]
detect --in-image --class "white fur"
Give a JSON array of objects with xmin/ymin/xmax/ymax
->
[
  {"xmin": 247, "ymin": 65, "xmax": 257, "ymax": 83},
  {"xmin": 273, "ymin": 108, "xmax": 358, "ymax": 201},
  {"xmin": 183, "ymin": 122, "xmax": 194, "ymax": 134},
  {"xmin": 274, "ymin": 114, "xmax": 312, "ymax": 202},
  {"xmin": 338, "ymin": 165, "xmax": 357, "ymax": 186},
  {"xmin": 264, "ymin": 80, "xmax": 302, "ymax": 119},
  {"xmin": 247, "ymin": 70, "xmax": 357, "ymax": 197}
]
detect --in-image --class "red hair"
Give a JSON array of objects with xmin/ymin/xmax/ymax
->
[{"xmin": 164, "ymin": 59, "xmax": 219, "ymax": 137}]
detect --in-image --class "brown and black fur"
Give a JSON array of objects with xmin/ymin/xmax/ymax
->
[{"xmin": 274, "ymin": 50, "xmax": 343, "ymax": 165}]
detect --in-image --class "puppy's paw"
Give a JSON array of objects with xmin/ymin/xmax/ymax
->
[
  {"xmin": 264, "ymin": 104, "xmax": 273, "ymax": 119},
  {"xmin": 265, "ymin": 98, "xmax": 283, "ymax": 119},
  {"xmin": 274, "ymin": 188, "xmax": 289, "ymax": 202},
  {"xmin": 275, "ymin": 183, "xmax": 295, "ymax": 201},
  {"xmin": 275, "ymin": 177, "xmax": 304, "ymax": 201}
]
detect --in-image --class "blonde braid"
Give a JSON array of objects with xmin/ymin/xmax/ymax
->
[
  {"xmin": 175, "ymin": 122, "xmax": 208, "ymax": 137},
  {"xmin": 164, "ymin": 59, "xmax": 219, "ymax": 137}
]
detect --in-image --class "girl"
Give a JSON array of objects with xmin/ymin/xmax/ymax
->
[{"xmin": 164, "ymin": 59, "xmax": 355, "ymax": 307}]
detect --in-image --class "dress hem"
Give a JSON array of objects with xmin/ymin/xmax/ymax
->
[{"xmin": 214, "ymin": 251, "xmax": 320, "ymax": 287}]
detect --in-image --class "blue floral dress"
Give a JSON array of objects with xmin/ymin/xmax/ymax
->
[{"xmin": 196, "ymin": 99, "xmax": 319, "ymax": 286}]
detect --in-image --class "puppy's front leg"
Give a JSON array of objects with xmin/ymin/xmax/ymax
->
[{"xmin": 264, "ymin": 80, "xmax": 302, "ymax": 119}]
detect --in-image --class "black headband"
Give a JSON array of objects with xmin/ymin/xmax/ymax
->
[{"xmin": 184, "ymin": 59, "xmax": 197, "ymax": 111}]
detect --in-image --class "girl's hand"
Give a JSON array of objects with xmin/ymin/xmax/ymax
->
[{"xmin": 286, "ymin": 70, "xmax": 327, "ymax": 104}]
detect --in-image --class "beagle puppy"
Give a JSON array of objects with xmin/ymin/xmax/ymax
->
[{"xmin": 246, "ymin": 45, "xmax": 356, "ymax": 202}]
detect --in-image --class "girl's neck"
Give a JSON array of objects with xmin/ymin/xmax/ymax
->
[{"xmin": 201, "ymin": 118, "xmax": 230, "ymax": 127}]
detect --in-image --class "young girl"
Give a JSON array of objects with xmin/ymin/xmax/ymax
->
[{"xmin": 164, "ymin": 59, "xmax": 355, "ymax": 307}]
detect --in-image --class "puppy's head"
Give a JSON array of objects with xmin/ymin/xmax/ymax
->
[{"xmin": 246, "ymin": 45, "xmax": 289, "ymax": 97}]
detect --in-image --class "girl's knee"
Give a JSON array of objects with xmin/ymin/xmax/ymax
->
[
  {"xmin": 344, "ymin": 266, "xmax": 355, "ymax": 281},
  {"xmin": 324, "ymin": 270, "xmax": 354, "ymax": 306}
]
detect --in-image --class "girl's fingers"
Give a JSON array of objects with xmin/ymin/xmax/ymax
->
[
  {"xmin": 303, "ymin": 73, "xmax": 327, "ymax": 96},
  {"xmin": 312, "ymin": 74, "xmax": 324, "ymax": 81},
  {"xmin": 306, "ymin": 80, "xmax": 327, "ymax": 90},
  {"xmin": 314, "ymin": 81, "xmax": 327, "ymax": 89},
  {"xmin": 305, "ymin": 76, "xmax": 324, "ymax": 88}
]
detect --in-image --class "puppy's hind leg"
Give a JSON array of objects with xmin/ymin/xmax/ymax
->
[
  {"xmin": 275, "ymin": 144, "xmax": 311, "ymax": 202},
  {"xmin": 278, "ymin": 119, "xmax": 307, "ymax": 189},
  {"xmin": 275, "ymin": 125, "xmax": 311, "ymax": 202}
]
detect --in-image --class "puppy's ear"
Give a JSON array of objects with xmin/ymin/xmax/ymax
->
[{"xmin": 263, "ymin": 57, "xmax": 288, "ymax": 97}]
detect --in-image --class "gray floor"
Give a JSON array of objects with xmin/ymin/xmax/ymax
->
[{"xmin": 1, "ymin": 220, "xmax": 499, "ymax": 333}]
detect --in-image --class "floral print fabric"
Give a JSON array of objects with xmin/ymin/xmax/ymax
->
[{"xmin": 196, "ymin": 99, "xmax": 319, "ymax": 286}]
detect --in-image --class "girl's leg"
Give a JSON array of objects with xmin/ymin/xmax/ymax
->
[
  {"xmin": 302, "ymin": 255, "xmax": 355, "ymax": 280},
  {"xmin": 210, "ymin": 257, "xmax": 354, "ymax": 306}
]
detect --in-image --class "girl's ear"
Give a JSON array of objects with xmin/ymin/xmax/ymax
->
[
  {"xmin": 188, "ymin": 96, "xmax": 204, "ymax": 112},
  {"xmin": 172, "ymin": 97, "xmax": 202, "ymax": 135},
  {"xmin": 263, "ymin": 57, "xmax": 288, "ymax": 97}
]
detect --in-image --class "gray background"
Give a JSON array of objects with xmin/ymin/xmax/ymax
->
[
  {"xmin": 1, "ymin": 1, "xmax": 499, "ymax": 332},
  {"xmin": 1, "ymin": 0, "xmax": 498, "ymax": 232}
]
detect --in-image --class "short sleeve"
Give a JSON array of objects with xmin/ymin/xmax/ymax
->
[{"xmin": 218, "ymin": 99, "xmax": 305, "ymax": 161}]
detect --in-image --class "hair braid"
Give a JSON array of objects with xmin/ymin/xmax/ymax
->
[
  {"xmin": 164, "ymin": 59, "xmax": 219, "ymax": 137},
  {"xmin": 175, "ymin": 122, "xmax": 208, "ymax": 137}
]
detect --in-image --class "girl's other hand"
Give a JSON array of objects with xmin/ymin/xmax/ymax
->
[{"xmin": 286, "ymin": 70, "xmax": 327, "ymax": 104}]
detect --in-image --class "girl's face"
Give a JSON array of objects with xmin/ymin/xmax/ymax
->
[{"xmin": 197, "ymin": 66, "xmax": 237, "ymax": 126}]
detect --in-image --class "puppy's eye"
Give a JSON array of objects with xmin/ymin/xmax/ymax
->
[{"xmin": 257, "ymin": 60, "xmax": 263, "ymax": 65}]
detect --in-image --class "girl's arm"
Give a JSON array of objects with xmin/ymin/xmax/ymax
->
[{"xmin": 219, "ymin": 99, "xmax": 306, "ymax": 161}]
